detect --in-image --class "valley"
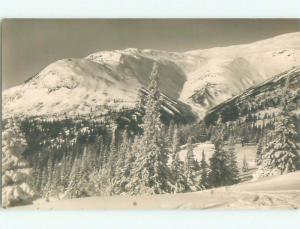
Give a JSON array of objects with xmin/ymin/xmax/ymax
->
[{"xmin": 2, "ymin": 32, "xmax": 300, "ymax": 209}]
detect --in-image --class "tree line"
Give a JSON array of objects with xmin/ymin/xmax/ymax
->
[
  {"xmin": 7, "ymin": 62, "xmax": 299, "ymax": 203},
  {"xmin": 28, "ymin": 63, "xmax": 242, "ymax": 199}
]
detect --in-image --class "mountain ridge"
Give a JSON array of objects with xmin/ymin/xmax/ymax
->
[
  {"xmin": 3, "ymin": 32, "xmax": 300, "ymax": 120},
  {"xmin": 204, "ymin": 66, "xmax": 300, "ymax": 125}
]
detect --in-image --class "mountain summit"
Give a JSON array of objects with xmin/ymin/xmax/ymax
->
[{"xmin": 3, "ymin": 32, "xmax": 300, "ymax": 119}]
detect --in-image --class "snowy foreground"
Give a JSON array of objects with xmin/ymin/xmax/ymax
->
[{"xmin": 12, "ymin": 171, "xmax": 300, "ymax": 210}]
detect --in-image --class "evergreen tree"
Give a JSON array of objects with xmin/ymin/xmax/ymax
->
[
  {"xmin": 108, "ymin": 123, "xmax": 118, "ymax": 179},
  {"xmin": 32, "ymin": 158, "xmax": 43, "ymax": 193},
  {"xmin": 97, "ymin": 165, "xmax": 113, "ymax": 195},
  {"xmin": 167, "ymin": 120, "xmax": 175, "ymax": 147},
  {"xmin": 78, "ymin": 145, "xmax": 92, "ymax": 195},
  {"xmin": 64, "ymin": 157, "xmax": 87, "ymax": 198},
  {"xmin": 122, "ymin": 136, "xmax": 139, "ymax": 193},
  {"xmin": 60, "ymin": 152, "xmax": 69, "ymax": 190},
  {"xmin": 256, "ymin": 76, "xmax": 300, "ymax": 177},
  {"xmin": 87, "ymin": 144, "xmax": 98, "ymax": 172},
  {"xmin": 171, "ymin": 128, "xmax": 188, "ymax": 193},
  {"xmin": 114, "ymin": 129, "xmax": 130, "ymax": 194},
  {"xmin": 1, "ymin": 119, "xmax": 36, "ymax": 207},
  {"xmin": 256, "ymin": 133, "xmax": 266, "ymax": 166},
  {"xmin": 199, "ymin": 150, "xmax": 209, "ymax": 189},
  {"xmin": 184, "ymin": 136, "xmax": 199, "ymax": 190},
  {"xmin": 40, "ymin": 168, "xmax": 48, "ymax": 196},
  {"xmin": 50, "ymin": 161, "xmax": 63, "ymax": 199},
  {"xmin": 127, "ymin": 62, "xmax": 173, "ymax": 195},
  {"xmin": 227, "ymin": 137, "xmax": 240, "ymax": 184},
  {"xmin": 95, "ymin": 136, "xmax": 105, "ymax": 169},
  {"xmin": 171, "ymin": 128, "xmax": 181, "ymax": 171},
  {"xmin": 43, "ymin": 153, "xmax": 54, "ymax": 200},
  {"xmin": 2, "ymin": 119, "xmax": 36, "ymax": 207},
  {"xmin": 101, "ymin": 144, "xmax": 109, "ymax": 166},
  {"xmin": 208, "ymin": 138, "xmax": 232, "ymax": 187},
  {"xmin": 256, "ymin": 113, "xmax": 299, "ymax": 177}
]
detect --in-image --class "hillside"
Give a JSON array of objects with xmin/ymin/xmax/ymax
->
[
  {"xmin": 3, "ymin": 32, "xmax": 300, "ymax": 119},
  {"xmin": 204, "ymin": 66, "xmax": 300, "ymax": 126},
  {"xmin": 3, "ymin": 32, "xmax": 300, "ymax": 209},
  {"xmin": 11, "ymin": 171, "xmax": 300, "ymax": 210}
]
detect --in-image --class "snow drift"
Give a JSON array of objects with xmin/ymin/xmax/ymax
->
[{"xmin": 12, "ymin": 171, "xmax": 300, "ymax": 210}]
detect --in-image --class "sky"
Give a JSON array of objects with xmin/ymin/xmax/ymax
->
[{"xmin": 2, "ymin": 19, "xmax": 300, "ymax": 89}]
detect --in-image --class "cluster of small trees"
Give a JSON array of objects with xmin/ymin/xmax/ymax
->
[
  {"xmin": 11, "ymin": 62, "xmax": 300, "ymax": 205},
  {"xmin": 30, "ymin": 63, "xmax": 242, "ymax": 199},
  {"xmin": 7, "ymin": 63, "xmax": 299, "ymax": 206},
  {"xmin": 255, "ymin": 110, "xmax": 300, "ymax": 177},
  {"xmin": 254, "ymin": 77, "xmax": 300, "ymax": 178}
]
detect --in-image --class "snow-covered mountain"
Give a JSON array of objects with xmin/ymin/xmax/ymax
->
[
  {"xmin": 3, "ymin": 32, "xmax": 300, "ymax": 119},
  {"xmin": 180, "ymin": 32, "xmax": 300, "ymax": 115},
  {"xmin": 204, "ymin": 66, "xmax": 300, "ymax": 126}
]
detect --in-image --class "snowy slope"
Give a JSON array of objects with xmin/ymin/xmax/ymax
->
[
  {"xmin": 12, "ymin": 171, "xmax": 300, "ymax": 210},
  {"xmin": 3, "ymin": 51, "xmax": 187, "ymax": 119},
  {"xmin": 204, "ymin": 66, "xmax": 300, "ymax": 125},
  {"xmin": 181, "ymin": 32, "xmax": 300, "ymax": 115},
  {"xmin": 3, "ymin": 32, "xmax": 300, "ymax": 119},
  {"xmin": 3, "ymin": 59, "xmax": 140, "ymax": 118}
]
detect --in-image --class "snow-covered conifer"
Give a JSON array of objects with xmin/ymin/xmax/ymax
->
[
  {"xmin": 208, "ymin": 138, "xmax": 232, "ymax": 187},
  {"xmin": 171, "ymin": 128, "xmax": 188, "ymax": 193},
  {"xmin": 114, "ymin": 129, "xmax": 130, "ymax": 194},
  {"xmin": 167, "ymin": 120, "xmax": 175, "ymax": 147},
  {"xmin": 108, "ymin": 123, "xmax": 118, "ymax": 179},
  {"xmin": 227, "ymin": 137, "xmax": 240, "ymax": 184},
  {"xmin": 255, "ymin": 76, "xmax": 299, "ymax": 177},
  {"xmin": 256, "ymin": 114, "xmax": 299, "ymax": 177},
  {"xmin": 127, "ymin": 62, "xmax": 173, "ymax": 195},
  {"xmin": 184, "ymin": 136, "xmax": 199, "ymax": 190},
  {"xmin": 256, "ymin": 133, "xmax": 266, "ymax": 166},
  {"xmin": 2, "ymin": 119, "xmax": 36, "ymax": 207},
  {"xmin": 43, "ymin": 154, "xmax": 54, "ymax": 199},
  {"xmin": 65, "ymin": 156, "xmax": 87, "ymax": 198},
  {"xmin": 199, "ymin": 150, "xmax": 209, "ymax": 189}
]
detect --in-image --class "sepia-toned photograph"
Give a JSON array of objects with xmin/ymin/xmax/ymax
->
[{"xmin": 2, "ymin": 19, "xmax": 300, "ymax": 210}]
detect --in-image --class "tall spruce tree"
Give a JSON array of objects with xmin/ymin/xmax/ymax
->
[
  {"xmin": 114, "ymin": 129, "xmax": 131, "ymax": 194},
  {"xmin": 108, "ymin": 123, "xmax": 118, "ymax": 179},
  {"xmin": 227, "ymin": 137, "xmax": 240, "ymax": 184},
  {"xmin": 184, "ymin": 136, "xmax": 199, "ymax": 191},
  {"xmin": 2, "ymin": 119, "xmax": 36, "ymax": 207},
  {"xmin": 127, "ymin": 62, "xmax": 173, "ymax": 195},
  {"xmin": 256, "ymin": 133, "xmax": 266, "ymax": 166},
  {"xmin": 78, "ymin": 145, "xmax": 92, "ymax": 195},
  {"xmin": 122, "ymin": 136, "xmax": 139, "ymax": 193},
  {"xmin": 51, "ymin": 161, "xmax": 63, "ymax": 199},
  {"xmin": 199, "ymin": 150, "xmax": 209, "ymax": 189},
  {"xmin": 60, "ymin": 152, "xmax": 70, "ymax": 190},
  {"xmin": 171, "ymin": 128, "xmax": 181, "ymax": 171},
  {"xmin": 171, "ymin": 128, "xmax": 188, "ymax": 193},
  {"xmin": 167, "ymin": 120, "xmax": 175, "ymax": 147},
  {"xmin": 43, "ymin": 153, "xmax": 54, "ymax": 199},
  {"xmin": 208, "ymin": 136, "xmax": 233, "ymax": 187},
  {"xmin": 96, "ymin": 136, "xmax": 105, "ymax": 169},
  {"xmin": 40, "ymin": 168, "xmax": 48, "ymax": 196},
  {"xmin": 64, "ymin": 156, "xmax": 87, "ymax": 199}
]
